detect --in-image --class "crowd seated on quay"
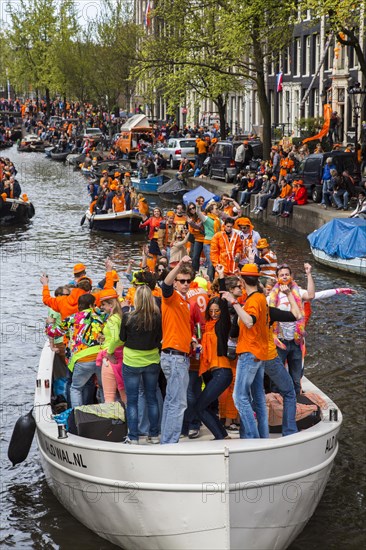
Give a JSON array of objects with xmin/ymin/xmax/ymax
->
[{"xmin": 42, "ymin": 193, "xmax": 358, "ymax": 445}]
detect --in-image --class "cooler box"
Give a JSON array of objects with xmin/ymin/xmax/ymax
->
[{"xmin": 70, "ymin": 402, "xmax": 127, "ymax": 442}]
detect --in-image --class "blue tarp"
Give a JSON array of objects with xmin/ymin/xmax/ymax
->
[
  {"xmin": 307, "ymin": 218, "xmax": 366, "ymax": 260},
  {"xmin": 182, "ymin": 185, "xmax": 220, "ymax": 207}
]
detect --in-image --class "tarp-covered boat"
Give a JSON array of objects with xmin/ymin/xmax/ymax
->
[
  {"xmin": 157, "ymin": 176, "xmax": 190, "ymax": 203},
  {"xmin": 307, "ymin": 218, "xmax": 366, "ymax": 275},
  {"xmin": 182, "ymin": 185, "xmax": 219, "ymax": 206}
]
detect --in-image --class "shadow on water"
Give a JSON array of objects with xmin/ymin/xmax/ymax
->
[{"xmin": 1, "ymin": 147, "xmax": 365, "ymax": 549}]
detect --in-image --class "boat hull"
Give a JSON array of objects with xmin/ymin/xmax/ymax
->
[
  {"xmin": 131, "ymin": 176, "xmax": 164, "ymax": 195},
  {"xmin": 85, "ymin": 209, "xmax": 143, "ymax": 233},
  {"xmin": 310, "ymin": 247, "xmax": 366, "ymax": 275},
  {"xmin": 34, "ymin": 344, "xmax": 342, "ymax": 550},
  {"xmin": 0, "ymin": 198, "xmax": 35, "ymax": 223}
]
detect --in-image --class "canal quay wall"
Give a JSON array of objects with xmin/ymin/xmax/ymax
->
[{"xmin": 162, "ymin": 170, "xmax": 351, "ymax": 236}]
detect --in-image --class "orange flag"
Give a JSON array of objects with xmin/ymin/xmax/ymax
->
[{"xmin": 302, "ymin": 104, "xmax": 332, "ymax": 144}]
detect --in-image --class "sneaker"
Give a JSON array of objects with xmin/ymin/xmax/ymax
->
[
  {"xmin": 226, "ymin": 423, "xmax": 240, "ymax": 433},
  {"xmin": 123, "ymin": 438, "xmax": 139, "ymax": 445},
  {"xmin": 281, "ymin": 212, "xmax": 290, "ymax": 218},
  {"xmin": 322, "ymin": 204, "xmax": 327, "ymax": 210},
  {"xmin": 188, "ymin": 429, "xmax": 200, "ymax": 439},
  {"xmin": 146, "ymin": 436, "xmax": 160, "ymax": 444},
  {"xmin": 250, "ymin": 207, "xmax": 257, "ymax": 213}
]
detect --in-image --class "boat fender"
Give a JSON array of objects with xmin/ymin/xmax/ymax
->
[
  {"xmin": 0, "ymin": 195, "xmax": 3, "ymax": 211},
  {"xmin": 8, "ymin": 408, "xmax": 36, "ymax": 466},
  {"xmin": 80, "ymin": 214, "xmax": 86, "ymax": 226}
]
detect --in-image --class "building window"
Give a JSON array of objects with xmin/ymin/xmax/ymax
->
[
  {"xmin": 314, "ymin": 88, "xmax": 319, "ymax": 116},
  {"xmin": 294, "ymin": 38, "xmax": 301, "ymax": 76},
  {"xmin": 349, "ymin": 45, "xmax": 355, "ymax": 68},
  {"xmin": 304, "ymin": 36, "xmax": 311, "ymax": 75},
  {"xmin": 283, "ymin": 46, "xmax": 290, "ymax": 75}
]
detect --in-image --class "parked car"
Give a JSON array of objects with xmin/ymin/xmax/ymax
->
[
  {"xmin": 157, "ymin": 138, "xmax": 197, "ymax": 169},
  {"xmin": 83, "ymin": 127, "xmax": 105, "ymax": 142},
  {"xmin": 295, "ymin": 152, "xmax": 361, "ymax": 202},
  {"xmin": 209, "ymin": 140, "xmax": 263, "ymax": 183}
]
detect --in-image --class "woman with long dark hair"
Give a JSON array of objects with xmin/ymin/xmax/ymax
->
[{"xmin": 121, "ymin": 285, "xmax": 162, "ymax": 444}]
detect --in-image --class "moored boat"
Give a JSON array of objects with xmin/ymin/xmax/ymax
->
[
  {"xmin": 17, "ymin": 134, "xmax": 51, "ymax": 153},
  {"xmin": 50, "ymin": 150, "xmax": 71, "ymax": 162},
  {"xmin": 157, "ymin": 176, "xmax": 190, "ymax": 203},
  {"xmin": 83, "ymin": 208, "xmax": 143, "ymax": 233},
  {"xmin": 307, "ymin": 218, "xmax": 366, "ymax": 275},
  {"xmin": 0, "ymin": 196, "xmax": 35, "ymax": 224},
  {"xmin": 33, "ymin": 343, "xmax": 342, "ymax": 550},
  {"xmin": 130, "ymin": 174, "xmax": 164, "ymax": 194}
]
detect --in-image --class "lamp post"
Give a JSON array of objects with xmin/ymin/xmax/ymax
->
[{"xmin": 348, "ymin": 82, "xmax": 366, "ymax": 162}]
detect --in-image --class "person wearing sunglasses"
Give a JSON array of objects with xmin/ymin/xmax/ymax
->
[{"xmin": 160, "ymin": 255, "xmax": 194, "ymax": 444}]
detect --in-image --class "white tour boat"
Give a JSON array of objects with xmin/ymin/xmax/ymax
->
[{"xmin": 32, "ymin": 343, "xmax": 342, "ymax": 550}]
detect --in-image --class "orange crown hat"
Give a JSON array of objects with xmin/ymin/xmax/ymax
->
[
  {"xmin": 111, "ymin": 269, "xmax": 119, "ymax": 282},
  {"xmin": 234, "ymin": 217, "xmax": 253, "ymax": 231},
  {"xmin": 240, "ymin": 263, "xmax": 260, "ymax": 276},
  {"xmin": 256, "ymin": 238, "xmax": 269, "ymax": 250},
  {"xmin": 99, "ymin": 288, "xmax": 119, "ymax": 301},
  {"xmin": 73, "ymin": 263, "xmax": 86, "ymax": 274}
]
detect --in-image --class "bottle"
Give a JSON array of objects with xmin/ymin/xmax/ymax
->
[
  {"xmin": 195, "ymin": 344, "xmax": 201, "ymax": 361},
  {"xmin": 196, "ymin": 322, "xmax": 201, "ymax": 340}
]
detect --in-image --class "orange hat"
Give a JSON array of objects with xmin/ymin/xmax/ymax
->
[
  {"xmin": 166, "ymin": 210, "xmax": 175, "ymax": 216},
  {"xmin": 73, "ymin": 263, "xmax": 86, "ymax": 274},
  {"xmin": 111, "ymin": 269, "xmax": 119, "ymax": 282},
  {"xmin": 21, "ymin": 194, "xmax": 29, "ymax": 202},
  {"xmin": 234, "ymin": 217, "xmax": 253, "ymax": 230},
  {"xmin": 110, "ymin": 183, "xmax": 118, "ymax": 191},
  {"xmin": 271, "ymin": 176, "xmax": 277, "ymax": 181},
  {"xmin": 114, "ymin": 171, "xmax": 121, "ymax": 177},
  {"xmin": 211, "ymin": 137, "xmax": 218, "ymax": 144},
  {"xmin": 124, "ymin": 172, "xmax": 131, "ymax": 177},
  {"xmin": 1, "ymin": 193, "xmax": 7, "ymax": 201},
  {"xmin": 240, "ymin": 263, "xmax": 260, "ymax": 276},
  {"xmin": 243, "ymin": 140, "xmax": 249, "ymax": 145},
  {"xmin": 102, "ymin": 169, "xmax": 108, "ymax": 174},
  {"xmin": 256, "ymin": 238, "xmax": 269, "ymax": 250},
  {"xmin": 295, "ymin": 179, "xmax": 304, "ymax": 185},
  {"xmin": 99, "ymin": 288, "xmax": 119, "ymax": 301}
]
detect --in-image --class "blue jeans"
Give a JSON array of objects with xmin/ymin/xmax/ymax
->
[
  {"xmin": 182, "ymin": 370, "xmax": 202, "ymax": 435},
  {"xmin": 160, "ymin": 353, "xmax": 190, "ymax": 444},
  {"xmin": 203, "ymin": 243, "xmax": 214, "ymax": 281},
  {"xmin": 192, "ymin": 241, "xmax": 204, "ymax": 273},
  {"xmin": 70, "ymin": 360, "xmax": 102, "ymax": 408},
  {"xmin": 122, "ymin": 363, "xmax": 160, "ymax": 441},
  {"xmin": 334, "ymin": 190, "xmax": 349, "ymax": 209},
  {"xmin": 234, "ymin": 353, "xmax": 269, "ymax": 439},
  {"xmin": 264, "ymin": 356, "xmax": 298, "ymax": 436},
  {"xmin": 195, "ymin": 368, "xmax": 233, "ymax": 439},
  {"xmin": 277, "ymin": 340, "xmax": 303, "ymax": 395},
  {"xmin": 138, "ymin": 382, "xmax": 163, "ymax": 436}
]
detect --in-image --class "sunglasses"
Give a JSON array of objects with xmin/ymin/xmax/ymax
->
[
  {"xmin": 157, "ymin": 268, "xmax": 165, "ymax": 272},
  {"xmin": 176, "ymin": 278, "xmax": 191, "ymax": 284}
]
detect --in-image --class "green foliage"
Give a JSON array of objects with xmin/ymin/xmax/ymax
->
[{"xmin": 296, "ymin": 116, "xmax": 324, "ymax": 136}]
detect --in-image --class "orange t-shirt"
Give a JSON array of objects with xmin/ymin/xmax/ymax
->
[
  {"xmin": 236, "ymin": 291, "xmax": 269, "ymax": 359},
  {"xmin": 112, "ymin": 195, "xmax": 125, "ymax": 212},
  {"xmin": 162, "ymin": 290, "xmax": 191, "ymax": 353}
]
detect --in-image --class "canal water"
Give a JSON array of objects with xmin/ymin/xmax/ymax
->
[{"xmin": 1, "ymin": 149, "xmax": 365, "ymax": 549}]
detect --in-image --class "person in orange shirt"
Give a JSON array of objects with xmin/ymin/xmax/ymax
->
[
  {"xmin": 160, "ymin": 255, "xmax": 194, "ymax": 444},
  {"xmin": 173, "ymin": 203, "xmax": 187, "ymax": 230},
  {"xmin": 196, "ymin": 138, "xmax": 208, "ymax": 168},
  {"xmin": 271, "ymin": 178, "xmax": 293, "ymax": 215},
  {"xmin": 112, "ymin": 188, "xmax": 125, "ymax": 213},
  {"xmin": 137, "ymin": 193, "xmax": 149, "ymax": 216},
  {"xmin": 210, "ymin": 217, "xmax": 242, "ymax": 275},
  {"xmin": 100, "ymin": 170, "xmax": 112, "ymax": 190},
  {"xmin": 221, "ymin": 263, "xmax": 269, "ymax": 439},
  {"xmin": 196, "ymin": 264, "xmax": 232, "ymax": 439}
]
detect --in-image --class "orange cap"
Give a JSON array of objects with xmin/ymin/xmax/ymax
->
[
  {"xmin": 256, "ymin": 238, "xmax": 269, "ymax": 250},
  {"xmin": 114, "ymin": 172, "xmax": 121, "ymax": 177},
  {"xmin": 99, "ymin": 288, "xmax": 119, "ymax": 301},
  {"xmin": 240, "ymin": 263, "xmax": 260, "ymax": 276},
  {"xmin": 73, "ymin": 263, "xmax": 86, "ymax": 274},
  {"xmin": 124, "ymin": 172, "xmax": 131, "ymax": 177}
]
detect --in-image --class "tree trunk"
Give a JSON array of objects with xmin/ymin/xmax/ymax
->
[
  {"xmin": 216, "ymin": 94, "xmax": 227, "ymax": 140},
  {"xmin": 252, "ymin": 33, "xmax": 271, "ymax": 159},
  {"xmin": 45, "ymin": 88, "xmax": 51, "ymax": 117}
]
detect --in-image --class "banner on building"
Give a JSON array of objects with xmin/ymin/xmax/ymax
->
[
  {"xmin": 144, "ymin": 0, "xmax": 151, "ymax": 28},
  {"xmin": 302, "ymin": 103, "xmax": 332, "ymax": 144},
  {"xmin": 276, "ymin": 72, "xmax": 283, "ymax": 93}
]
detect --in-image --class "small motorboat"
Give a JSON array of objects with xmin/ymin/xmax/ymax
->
[
  {"xmin": 0, "ymin": 196, "xmax": 35, "ymax": 224},
  {"xmin": 82, "ymin": 208, "xmax": 143, "ymax": 233},
  {"xmin": 44, "ymin": 146, "xmax": 56, "ymax": 158},
  {"xmin": 131, "ymin": 174, "xmax": 164, "ymax": 195},
  {"xmin": 307, "ymin": 218, "xmax": 366, "ymax": 276},
  {"xmin": 17, "ymin": 134, "xmax": 50, "ymax": 153},
  {"xmin": 10, "ymin": 342, "xmax": 342, "ymax": 549},
  {"xmin": 0, "ymin": 140, "xmax": 13, "ymax": 150},
  {"xmin": 66, "ymin": 152, "xmax": 85, "ymax": 166},
  {"xmin": 50, "ymin": 149, "xmax": 72, "ymax": 162},
  {"xmin": 156, "ymin": 176, "xmax": 190, "ymax": 203}
]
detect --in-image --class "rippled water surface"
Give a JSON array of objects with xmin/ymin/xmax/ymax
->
[{"xmin": 1, "ymin": 149, "xmax": 365, "ymax": 549}]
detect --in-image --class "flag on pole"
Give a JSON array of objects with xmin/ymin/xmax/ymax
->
[
  {"xmin": 276, "ymin": 72, "xmax": 283, "ymax": 93},
  {"xmin": 144, "ymin": 0, "xmax": 151, "ymax": 28}
]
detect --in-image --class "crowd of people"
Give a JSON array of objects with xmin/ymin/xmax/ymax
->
[
  {"xmin": 0, "ymin": 156, "xmax": 24, "ymax": 201},
  {"xmin": 41, "ymin": 193, "xmax": 356, "ymax": 445}
]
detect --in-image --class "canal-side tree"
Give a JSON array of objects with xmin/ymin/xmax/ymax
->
[
  {"xmin": 137, "ymin": 0, "xmax": 297, "ymax": 158},
  {"xmin": 6, "ymin": 0, "xmax": 77, "ymax": 114},
  {"xmin": 305, "ymin": 0, "xmax": 366, "ymax": 81}
]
